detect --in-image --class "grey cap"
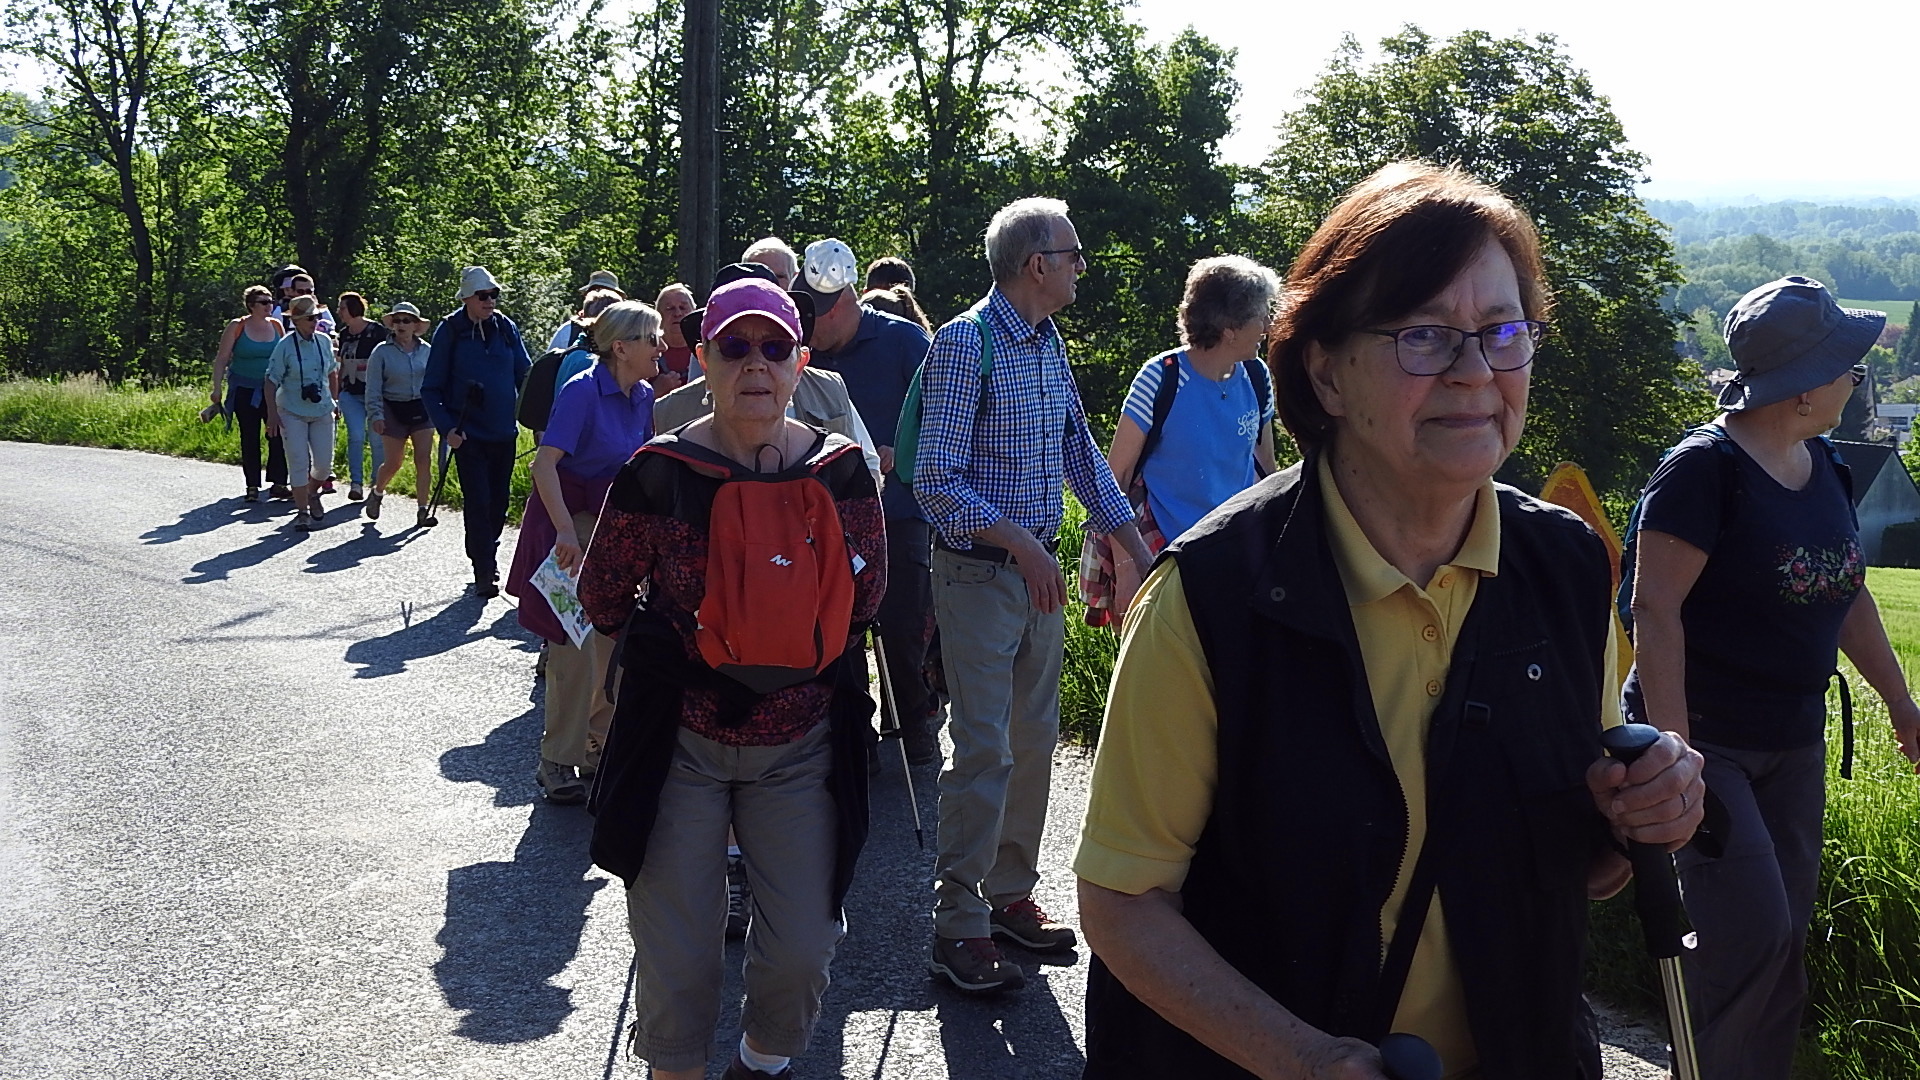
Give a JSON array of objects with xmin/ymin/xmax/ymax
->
[{"xmin": 1717, "ymin": 276, "xmax": 1883, "ymax": 412}]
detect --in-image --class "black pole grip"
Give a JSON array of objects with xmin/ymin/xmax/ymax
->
[
  {"xmin": 1379, "ymin": 1033, "xmax": 1443, "ymax": 1080},
  {"xmin": 1600, "ymin": 723, "xmax": 1691, "ymax": 960}
]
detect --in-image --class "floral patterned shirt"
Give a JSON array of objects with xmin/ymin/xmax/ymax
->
[{"xmin": 578, "ymin": 430, "xmax": 887, "ymax": 747}]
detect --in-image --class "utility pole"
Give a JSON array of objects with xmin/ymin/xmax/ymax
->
[{"xmin": 677, "ymin": 0, "xmax": 719, "ymax": 295}]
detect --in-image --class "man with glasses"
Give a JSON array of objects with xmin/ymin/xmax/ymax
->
[
  {"xmin": 423, "ymin": 266, "xmax": 532, "ymax": 599},
  {"xmin": 795, "ymin": 238, "xmax": 941, "ymax": 763},
  {"xmin": 913, "ymin": 197, "xmax": 1154, "ymax": 993}
]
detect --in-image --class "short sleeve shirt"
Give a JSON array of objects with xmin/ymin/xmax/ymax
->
[
  {"xmin": 1119, "ymin": 350, "xmax": 1273, "ymax": 542},
  {"xmin": 1623, "ymin": 431, "xmax": 1861, "ymax": 749},
  {"xmin": 541, "ymin": 363, "xmax": 655, "ymax": 481}
]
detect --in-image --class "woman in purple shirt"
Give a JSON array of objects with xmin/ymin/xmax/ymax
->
[{"xmin": 507, "ymin": 300, "xmax": 664, "ymax": 803}]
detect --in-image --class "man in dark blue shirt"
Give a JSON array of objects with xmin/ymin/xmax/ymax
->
[
  {"xmin": 424, "ymin": 265, "xmax": 532, "ymax": 598},
  {"xmin": 796, "ymin": 239, "xmax": 940, "ymax": 761}
]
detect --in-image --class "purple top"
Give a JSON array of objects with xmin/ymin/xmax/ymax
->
[{"xmin": 542, "ymin": 362, "xmax": 655, "ymax": 480}]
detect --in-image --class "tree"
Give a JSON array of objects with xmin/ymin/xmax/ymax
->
[
  {"xmin": 2, "ymin": 0, "xmax": 203, "ymax": 378},
  {"xmin": 1253, "ymin": 27, "xmax": 1708, "ymax": 497},
  {"xmin": 1057, "ymin": 27, "xmax": 1249, "ymax": 422}
]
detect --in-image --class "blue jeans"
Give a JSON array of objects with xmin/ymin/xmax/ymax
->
[{"xmin": 337, "ymin": 390, "xmax": 384, "ymax": 487}]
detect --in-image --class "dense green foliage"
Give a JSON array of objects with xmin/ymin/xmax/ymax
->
[{"xmin": 3, "ymin": 15, "xmax": 1705, "ymax": 503}]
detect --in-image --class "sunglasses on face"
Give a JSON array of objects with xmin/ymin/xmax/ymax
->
[
  {"xmin": 296, "ymin": 315, "xmax": 319, "ymax": 324},
  {"xmin": 472, "ymin": 289, "xmax": 501, "ymax": 301},
  {"xmin": 249, "ymin": 299, "xmax": 273, "ymax": 307},
  {"xmin": 391, "ymin": 316, "xmax": 419, "ymax": 325},
  {"xmin": 711, "ymin": 335, "xmax": 798, "ymax": 363}
]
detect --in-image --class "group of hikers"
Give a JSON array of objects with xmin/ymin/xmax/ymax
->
[{"xmin": 207, "ymin": 161, "xmax": 1920, "ymax": 1080}]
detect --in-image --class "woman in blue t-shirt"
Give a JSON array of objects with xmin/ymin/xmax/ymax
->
[
  {"xmin": 1105, "ymin": 255, "xmax": 1279, "ymax": 562},
  {"xmin": 1626, "ymin": 276, "xmax": 1920, "ymax": 1080}
]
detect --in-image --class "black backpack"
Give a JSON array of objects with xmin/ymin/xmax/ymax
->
[{"xmin": 517, "ymin": 332, "xmax": 589, "ymax": 434}]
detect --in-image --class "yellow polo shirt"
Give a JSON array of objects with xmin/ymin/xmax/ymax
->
[{"xmin": 1074, "ymin": 456, "xmax": 1621, "ymax": 1079}]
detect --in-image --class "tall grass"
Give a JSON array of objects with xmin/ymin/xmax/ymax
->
[
  {"xmin": 0, "ymin": 375, "xmax": 542, "ymax": 517},
  {"xmin": 1058, "ymin": 492, "xmax": 1120, "ymax": 745}
]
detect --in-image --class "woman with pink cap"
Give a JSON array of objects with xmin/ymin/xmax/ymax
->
[{"xmin": 579, "ymin": 277, "xmax": 887, "ymax": 1080}]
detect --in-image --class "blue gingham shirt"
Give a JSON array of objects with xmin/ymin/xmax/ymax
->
[{"xmin": 914, "ymin": 287, "xmax": 1133, "ymax": 548}]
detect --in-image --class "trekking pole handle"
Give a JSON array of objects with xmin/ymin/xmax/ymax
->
[
  {"xmin": 1600, "ymin": 723, "xmax": 1692, "ymax": 960},
  {"xmin": 1378, "ymin": 1032, "xmax": 1442, "ymax": 1080}
]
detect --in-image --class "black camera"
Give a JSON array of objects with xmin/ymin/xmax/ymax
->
[{"xmin": 301, "ymin": 383, "xmax": 323, "ymax": 403}]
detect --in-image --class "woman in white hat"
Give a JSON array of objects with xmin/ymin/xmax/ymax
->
[
  {"xmin": 365, "ymin": 302, "xmax": 439, "ymax": 527},
  {"xmin": 264, "ymin": 295, "xmax": 339, "ymax": 531}
]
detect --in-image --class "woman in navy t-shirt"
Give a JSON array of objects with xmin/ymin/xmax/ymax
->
[{"xmin": 1625, "ymin": 276, "xmax": 1920, "ymax": 1080}]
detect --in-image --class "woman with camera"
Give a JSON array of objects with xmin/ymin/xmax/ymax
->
[
  {"xmin": 265, "ymin": 295, "xmax": 340, "ymax": 531},
  {"xmin": 364, "ymin": 302, "xmax": 438, "ymax": 528}
]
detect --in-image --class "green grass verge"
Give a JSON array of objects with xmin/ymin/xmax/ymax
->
[
  {"xmin": 1836, "ymin": 299, "xmax": 1915, "ymax": 326},
  {"xmin": 0, "ymin": 375, "xmax": 541, "ymax": 519}
]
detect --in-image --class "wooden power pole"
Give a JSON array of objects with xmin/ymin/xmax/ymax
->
[{"xmin": 678, "ymin": 0, "xmax": 719, "ymax": 295}]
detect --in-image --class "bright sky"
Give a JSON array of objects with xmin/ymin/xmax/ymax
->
[{"xmin": 1128, "ymin": 0, "xmax": 1920, "ymax": 202}]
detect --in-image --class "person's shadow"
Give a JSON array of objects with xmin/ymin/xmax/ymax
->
[
  {"xmin": 798, "ymin": 749, "xmax": 1087, "ymax": 1080},
  {"xmin": 141, "ymin": 497, "xmax": 268, "ymax": 546},
  {"xmin": 434, "ymin": 708, "xmax": 605, "ymax": 1044},
  {"xmin": 344, "ymin": 597, "xmax": 536, "ymax": 678},
  {"xmin": 182, "ymin": 526, "xmax": 306, "ymax": 584},
  {"xmin": 303, "ymin": 520, "xmax": 427, "ymax": 574}
]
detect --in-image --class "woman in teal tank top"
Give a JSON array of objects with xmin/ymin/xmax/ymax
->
[{"xmin": 211, "ymin": 284, "xmax": 290, "ymax": 500}]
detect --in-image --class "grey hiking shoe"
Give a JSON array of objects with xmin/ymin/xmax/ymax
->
[
  {"xmin": 365, "ymin": 489, "xmax": 383, "ymax": 520},
  {"xmin": 990, "ymin": 898, "xmax": 1078, "ymax": 952},
  {"xmin": 726, "ymin": 854, "xmax": 751, "ymax": 939},
  {"xmin": 930, "ymin": 935, "xmax": 1025, "ymax": 993},
  {"xmin": 534, "ymin": 758, "xmax": 586, "ymax": 804}
]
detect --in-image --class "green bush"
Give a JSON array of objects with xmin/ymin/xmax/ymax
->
[
  {"xmin": 1879, "ymin": 521, "xmax": 1920, "ymax": 569},
  {"xmin": 0, "ymin": 375, "xmax": 542, "ymax": 517}
]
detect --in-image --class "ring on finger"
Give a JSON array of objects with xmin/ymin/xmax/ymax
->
[{"xmin": 1680, "ymin": 790, "xmax": 1690, "ymax": 813}]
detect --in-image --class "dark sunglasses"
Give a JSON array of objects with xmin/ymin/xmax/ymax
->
[
  {"xmin": 390, "ymin": 315, "xmax": 420, "ymax": 325},
  {"xmin": 249, "ymin": 298, "xmax": 273, "ymax": 307},
  {"xmin": 712, "ymin": 335, "xmax": 798, "ymax": 363},
  {"xmin": 1850, "ymin": 363, "xmax": 1868, "ymax": 387},
  {"xmin": 472, "ymin": 289, "xmax": 501, "ymax": 301}
]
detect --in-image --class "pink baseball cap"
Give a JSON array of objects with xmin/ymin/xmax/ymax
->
[{"xmin": 700, "ymin": 278, "xmax": 803, "ymax": 342}]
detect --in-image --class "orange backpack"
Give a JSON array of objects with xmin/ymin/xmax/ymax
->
[{"xmin": 640, "ymin": 437, "xmax": 860, "ymax": 694}]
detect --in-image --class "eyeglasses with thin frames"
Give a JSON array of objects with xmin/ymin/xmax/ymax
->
[
  {"xmin": 1359, "ymin": 320, "xmax": 1547, "ymax": 377},
  {"xmin": 1035, "ymin": 247, "xmax": 1087, "ymax": 265}
]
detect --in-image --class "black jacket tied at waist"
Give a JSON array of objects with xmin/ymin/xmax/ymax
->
[{"xmin": 1084, "ymin": 457, "xmax": 1615, "ymax": 1080}]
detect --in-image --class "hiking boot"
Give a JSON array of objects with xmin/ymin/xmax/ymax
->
[
  {"xmin": 348, "ymin": 484, "xmax": 364, "ymax": 501},
  {"xmin": 417, "ymin": 505, "xmax": 438, "ymax": 528},
  {"xmin": 475, "ymin": 578, "xmax": 500, "ymax": 599},
  {"xmin": 722, "ymin": 1056, "xmax": 793, "ymax": 1080},
  {"xmin": 990, "ymin": 898, "xmax": 1078, "ymax": 952},
  {"xmin": 268, "ymin": 484, "xmax": 293, "ymax": 500},
  {"xmin": 292, "ymin": 510, "xmax": 311, "ymax": 533},
  {"xmin": 534, "ymin": 758, "xmax": 586, "ymax": 804},
  {"xmin": 929, "ymin": 935, "xmax": 1025, "ymax": 993},
  {"xmin": 726, "ymin": 854, "xmax": 751, "ymax": 939},
  {"xmin": 244, "ymin": 486, "xmax": 260, "ymax": 503},
  {"xmin": 309, "ymin": 492, "xmax": 325, "ymax": 520},
  {"xmin": 365, "ymin": 489, "xmax": 383, "ymax": 520},
  {"xmin": 903, "ymin": 715, "xmax": 941, "ymax": 766}
]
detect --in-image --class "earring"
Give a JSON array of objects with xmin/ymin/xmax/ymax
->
[{"xmin": 1797, "ymin": 401, "xmax": 1813, "ymax": 417}]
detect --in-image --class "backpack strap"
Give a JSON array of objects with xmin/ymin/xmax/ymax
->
[
  {"xmin": 1132, "ymin": 352, "xmax": 1184, "ymax": 483},
  {"xmin": 1246, "ymin": 356, "xmax": 1272, "ymax": 418}
]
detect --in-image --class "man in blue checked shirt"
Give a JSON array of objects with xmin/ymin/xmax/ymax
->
[{"xmin": 915, "ymin": 197, "xmax": 1155, "ymax": 994}]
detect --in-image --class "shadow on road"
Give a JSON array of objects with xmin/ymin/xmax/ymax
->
[
  {"xmin": 440, "ymin": 698, "xmax": 544, "ymax": 808},
  {"xmin": 303, "ymin": 520, "xmax": 427, "ymax": 574},
  {"xmin": 345, "ymin": 598, "xmax": 535, "ymax": 677},
  {"xmin": 433, "ymin": 797, "xmax": 606, "ymax": 1044},
  {"xmin": 182, "ymin": 525, "xmax": 305, "ymax": 583},
  {"xmin": 141, "ymin": 496, "xmax": 272, "ymax": 546}
]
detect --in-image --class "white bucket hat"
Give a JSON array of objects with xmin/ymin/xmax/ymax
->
[{"xmin": 455, "ymin": 266, "xmax": 503, "ymax": 302}]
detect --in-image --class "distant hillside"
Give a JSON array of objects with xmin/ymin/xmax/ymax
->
[
  {"xmin": 1651, "ymin": 200, "xmax": 1920, "ymax": 318},
  {"xmin": 1649, "ymin": 199, "xmax": 1920, "ymax": 246}
]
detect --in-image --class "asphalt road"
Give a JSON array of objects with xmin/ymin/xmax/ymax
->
[{"xmin": 0, "ymin": 442, "xmax": 1667, "ymax": 1079}]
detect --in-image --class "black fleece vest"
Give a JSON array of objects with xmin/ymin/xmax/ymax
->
[{"xmin": 1084, "ymin": 460, "xmax": 1613, "ymax": 1080}]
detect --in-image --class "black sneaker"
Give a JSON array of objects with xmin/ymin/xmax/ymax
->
[
  {"xmin": 475, "ymin": 579, "xmax": 500, "ymax": 599},
  {"xmin": 268, "ymin": 484, "xmax": 293, "ymax": 501},
  {"xmin": 417, "ymin": 506, "xmax": 438, "ymax": 528},
  {"xmin": 930, "ymin": 935, "xmax": 1025, "ymax": 993},
  {"xmin": 244, "ymin": 487, "xmax": 260, "ymax": 503}
]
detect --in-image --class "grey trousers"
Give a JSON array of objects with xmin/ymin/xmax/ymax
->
[
  {"xmin": 625, "ymin": 722, "xmax": 843, "ymax": 1072},
  {"xmin": 929, "ymin": 546, "xmax": 1065, "ymax": 939},
  {"xmin": 1677, "ymin": 740, "xmax": 1827, "ymax": 1080}
]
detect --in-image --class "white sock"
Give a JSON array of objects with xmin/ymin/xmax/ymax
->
[{"xmin": 738, "ymin": 1035, "xmax": 788, "ymax": 1073}]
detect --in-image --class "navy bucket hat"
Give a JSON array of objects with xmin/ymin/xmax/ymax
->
[{"xmin": 1716, "ymin": 276, "xmax": 1884, "ymax": 412}]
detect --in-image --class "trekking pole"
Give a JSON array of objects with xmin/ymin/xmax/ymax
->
[
  {"xmin": 1378, "ymin": 1032, "xmax": 1442, "ymax": 1080},
  {"xmin": 428, "ymin": 386, "xmax": 481, "ymax": 523},
  {"xmin": 870, "ymin": 626, "xmax": 924, "ymax": 849},
  {"xmin": 1600, "ymin": 723, "xmax": 1702, "ymax": 1080}
]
